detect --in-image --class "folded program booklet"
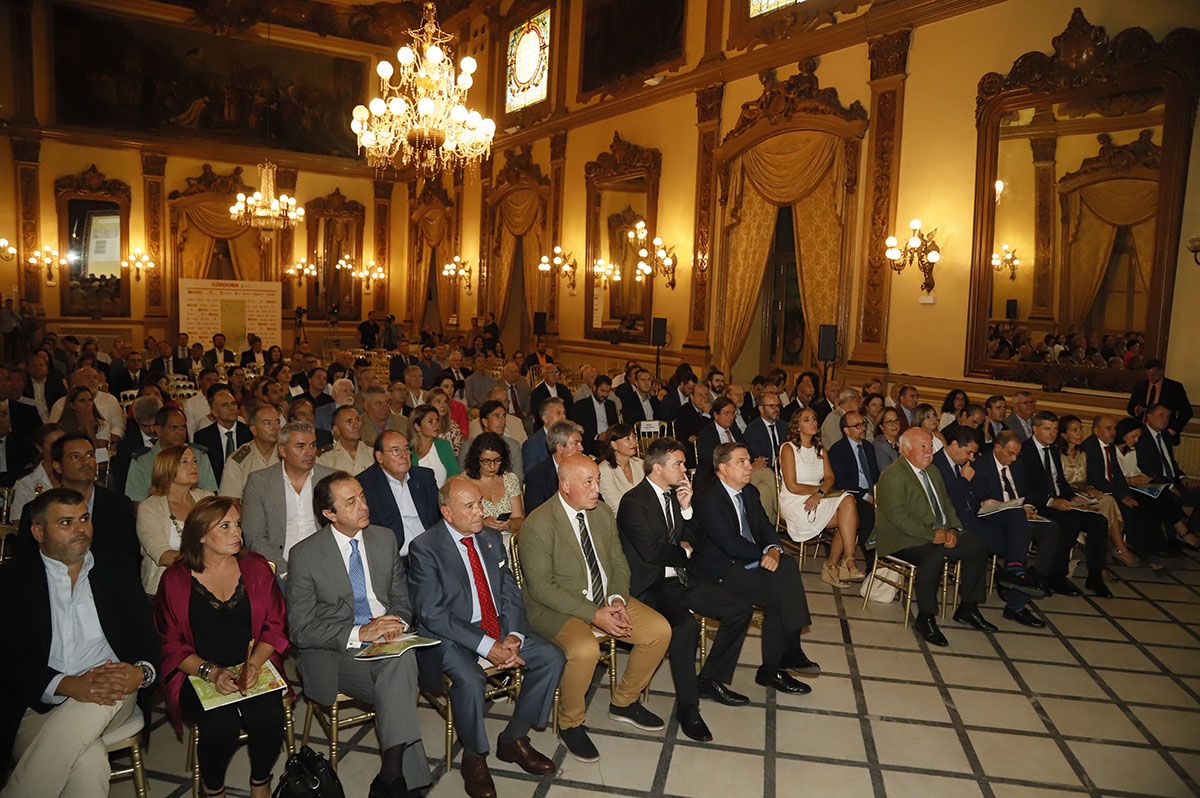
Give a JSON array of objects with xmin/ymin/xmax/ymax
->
[
  {"xmin": 354, "ymin": 634, "xmax": 441, "ymax": 661},
  {"xmin": 188, "ymin": 660, "xmax": 287, "ymax": 711}
]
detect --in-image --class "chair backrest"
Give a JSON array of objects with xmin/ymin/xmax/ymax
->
[{"xmin": 119, "ymin": 389, "xmax": 138, "ymax": 408}]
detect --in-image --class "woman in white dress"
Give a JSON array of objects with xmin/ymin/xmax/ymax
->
[
  {"xmin": 597, "ymin": 424, "xmax": 645, "ymax": 513},
  {"xmin": 778, "ymin": 407, "xmax": 861, "ymax": 588}
]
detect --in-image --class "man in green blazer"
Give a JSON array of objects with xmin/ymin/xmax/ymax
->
[
  {"xmin": 874, "ymin": 428, "xmax": 991, "ymax": 647},
  {"xmin": 519, "ymin": 454, "xmax": 670, "ymax": 763}
]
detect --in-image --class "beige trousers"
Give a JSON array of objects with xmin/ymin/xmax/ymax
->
[
  {"xmin": 2, "ymin": 693, "xmax": 135, "ymax": 798},
  {"xmin": 552, "ymin": 598, "xmax": 670, "ymax": 729},
  {"xmin": 751, "ymin": 466, "xmax": 779, "ymax": 525}
]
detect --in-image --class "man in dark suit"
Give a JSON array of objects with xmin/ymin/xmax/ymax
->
[
  {"xmin": 193, "ymin": 386, "xmax": 252, "ymax": 487},
  {"xmin": 569, "ymin": 375, "xmax": 619, "ymax": 457},
  {"xmin": 617, "ymin": 439, "xmax": 753, "ymax": 742},
  {"xmin": 933, "ymin": 429, "xmax": 1045, "ymax": 628},
  {"xmin": 409, "ymin": 477, "xmax": 561, "ymax": 797},
  {"xmin": 522, "ymin": 341, "xmax": 554, "ymax": 375},
  {"xmin": 1128, "ymin": 359, "xmax": 1192, "ymax": 445},
  {"xmin": 521, "ymin": 398, "xmax": 565, "ymax": 474},
  {"xmin": 522, "ymin": 420, "xmax": 585, "ymax": 513},
  {"xmin": 1, "ymin": 365, "xmax": 42, "ymax": 434},
  {"xmin": 0, "ymin": 403, "xmax": 34, "ymax": 487},
  {"xmin": 693, "ymin": 442, "xmax": 817, "ymax": 694},
  {"xmin": 741, "ymin": 391, "xmax": 783, "ymax": 522},
  {"xmin": 828, "ymin": 410, "xmax": 880, "ymax": 566},
  {"xmin": 110, "ymin": 396, "xmax": 160, "ymax": 495},
  {"xmin": 658, "ymin": 373, "xmax": 696, "ymax": 424},
  {"xmin": 0, "ymin": 488, "xmax": 160, "ymax": 794},
  {"xmin": 617, "ymin": 369, "xmax": 661, "ymax": 425},
  {"xmin": 150, "ymin": 340, "xmax": 190, "ymax": 378},
  {"xmin": 25, "ymin": 351, "xmax": 70, "ymax": 418},
  {"xmin": 357, "ymin": 430, "xmax": 440, "ymax": 557},
  {"xmin": 694, "ymin": 398, "xmax": 744, "ymax": 488},
  {"xmin": 202, "ymin": 333, "xmax": 236, "ymax": 367},
  {"xmin": 529, "ymin": 365, "xmax": 573, "ymax": 430},
  {"xmin": 942, "ymin": 403, "xmax": 987, "ymax": 448},
  {"xmin": 1018, "ymin": 412, "xmax": 1110, "ymax": 597},
  {"xmin": 1134, "ymin": 404, "xmax": 1200, "ymax": 543},
  {"xmin": 240, "ymin": 334, "xmax": 267, "ymax": 368},
  {"xmin": 982, "ymin": 395, "xmax": 1009, "ymax": 444},
  {"xmin": 1085, "ymin": 415, "xmax": 1165, "ymax": 558},
  {"xmin": 674, "ymin": 384, "xmax": 712, "ymax": 450},
  {"xmin": 388, "ymin": 343, "xmax": 419, "ymax": 382},
  {"xmin": 286, "ymin": 473, "xmax": 432, "ymax": 797},
  {"xmin": 1005, "ymin": 391, "xmax": 1037, "ymax": 441}
]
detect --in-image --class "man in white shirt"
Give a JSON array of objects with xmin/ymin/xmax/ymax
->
[
  {"xmin": 318, "ymin": 405, "xmax": 374, "ymax": 475},
  {"xmin": 49, "ymin": 365, "xmax": 126, "ymax": 443},
  {"xmin": 184, "ymin": 368, "xmax": 221, "ymax": 439},
  {"xmin": 10, "ymin": 424, "xmax": 65, "ymax": 521}
]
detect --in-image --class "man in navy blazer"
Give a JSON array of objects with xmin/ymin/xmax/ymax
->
[
  {"xmin": 693, "ymin": 442, "xmax": 816, "ymax": 695},
  {"xmin": 694, "ymin": 398, "xmax": 744, "ymax": 488},
  {"xmin": 356, "ymin": 430, "xmax": 440, "ymax": 556},
  {"xmin": 827, "ymin": 410, "xmax": 880, "ymax": 566},
  {"xmin": 1018, "ymin": 412, "xmax": 1110, "ymax": 597},
  {"xmin": 568, "ymin": 376, "xmax": 619, "ymax": 457},
  {"xmin": 1084, "ymin": 415, "xmax": 1163, "ymax": 558},
  {"xmin": 617, "ymin": 369, "xmax": 662, "ymax": 424},
  {"xmin": 1127, "ymin": 359, "xmax": 1191, "ymax": 444},
  {"xmin": 409, "ymin": 477, "xmax": 561, "ymax": 796},
  {"xmin": 192, "ymin": 386, "xmax": 252, "ymax": 486},
  {"xmin": 521, "ymin": 420, "xmax": 583, "ymax": 513}
]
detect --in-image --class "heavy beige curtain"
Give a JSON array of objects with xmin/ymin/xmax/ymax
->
[
  {"xmin": 411, "ymin": 204, "xmax": 448, "ymax": 327},
  {"xmin": 1063, "ymin": 178, "xmax": 1157, "ymax": 329},
  {"xmin": 491, "ymin": 187, "xmax": 542, "ymax": 328},
  {"xmin": 174, "ymin": 197, "xmax": 262, "ymax": 279},
  {"xmin": 714, "ymin": 130, "xmax": 843, "ymax": 370}
]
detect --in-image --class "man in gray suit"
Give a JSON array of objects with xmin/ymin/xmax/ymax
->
[
  {"xmin": 286, "ymin": 471, "xmax": 431, "ymax": 798},
  {"xmin": 242, "ymin": 421, "xmax": 333, "ymax": 573},
  {"xmin": 1004, "ymin": 391, "xmax": 1037, "ymax": 441},
  {"xmin": 463, "ymin": 354, "xmax": 496, "ymax": 410},
  {"xmin": 409, "ymin": 476, "xmax": 561, "ymax": 797}
]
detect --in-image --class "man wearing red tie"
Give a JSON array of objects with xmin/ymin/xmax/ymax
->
[{"xmin": 1128, "ymin": 359, "xmax": 1192, "ymax": 445}]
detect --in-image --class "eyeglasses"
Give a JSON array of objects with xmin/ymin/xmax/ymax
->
[
  {"xmin": 381, "ymin": 447, "xmax": 409, "ymax": 456},
  {"xmin": 882, "ymin": 419, "xmax": 901, "ymax": 426},
  {"xmin": 478, "ymin": 456, "xmax": 503, "ymax": 465},
  {"xmin": 847, "ymin": 422, "xmax": 867, "ymax": 429}
]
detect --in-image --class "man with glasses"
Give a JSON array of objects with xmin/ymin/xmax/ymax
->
[
  {"xmin": 124, "ymin": 407, "xmax": 218, "ymax": 502},
  {"xmin": 744, "ymin": 392, "xmax": 785, "ymax": 523},
  {"xmin": 357, "ymin": 429, "xmax": 441, "ymax": 556},
  {"xmin": 1005, "ymin": 391, "xmax": 1038, "ymax": 442},
  {"xmin": 829, "ymin": 411, "xmax": 881, "ymax": 567}
]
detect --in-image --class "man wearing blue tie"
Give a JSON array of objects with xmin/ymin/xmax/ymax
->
[{"xmin": 828, "ymin": 411, "xmax": 880, "ymax": 567}]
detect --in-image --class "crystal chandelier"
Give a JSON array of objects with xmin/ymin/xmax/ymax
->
[
  {"xmin": 229, "ymin": 160, "xmax": 304, "ymax": 231},
  {"xmin": 351, "ymin": 1, "xmax": 495, "ymax": 174}
]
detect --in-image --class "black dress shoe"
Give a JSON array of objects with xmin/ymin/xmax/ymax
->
[
  {"xmin": 1048, "ymin": 576, "xmax": 1082, "ymax": 597},
  {"xmin": 1003, "ymin": 606, "xmax": 1046, "ymax": 628},
  {"xmin": 697, "ymin": 677, "xmax": 750, "ymax": 706},
  {"xmin": 1025, "ymin": 568, "xmax": 1054, "ymax": 598},
  {"xmin": 995, "ymin": 570, "xmax": 1044, "ymax": 596},
  {"xmin": 676, "ymin": 704, "xmax": 713, "ymax": 742},
  {"xmin": 1085, "ymin": 577, "xmax": 1114, "ymax": 598},
  {"xmin": 953, "ymin": 606, "xmax": 998, "ymax": 633},
  {"xmin": 370, "ymin": 774, "xmax": 417, "ymax": 798},
  {"xmin": 755, "ymin": 667, "xmax": 811, "ymax": 694},
  {"xmin": 780, "ymin": 650, "xmax": 821, "ymax": 675},
  {"xmin": 609, "ymin": 700, "xmax": 665, "ymax": 731},
  {"xmin": 558, "ymin": 726, "xmax": 600, "ymax": 762},
  {"xmin": 915, "ymin": 615, "xmax": 948, "ymax": 647}
]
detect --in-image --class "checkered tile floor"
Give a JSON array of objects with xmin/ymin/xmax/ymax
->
[{"xmin": 115, "ymin": 548, "xmax": 1200, "ymax": 797}]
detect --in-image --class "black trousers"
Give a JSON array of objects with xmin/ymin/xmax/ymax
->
[
  {"xmin": 181, "ymin": 682, "xmax": 285, "ymax": 790},
  {"xmin": 893, "ymin": 532, "xmax": 988, "ymax": 616},
  {"xmin": 965, "ymin": 508, "xmax": 1031, "ymax": 611},
  {"xmin": 641, "ymin": 577, "xmax": 753, "ymax": 705},
  {"xmin": 853, "ymin": 494, "xmax": 876, "ymax": 570},
  {"xmin": 1119, "ymin": 500, "xmax": 1167, "ymax": 557},
  {"xmin": 1040, "ymin": 507, "xmax": 1107, "ymax": 577},
  {"xmin": 717, "ymin": 554, "xmax": 810, "ymax": 670}
]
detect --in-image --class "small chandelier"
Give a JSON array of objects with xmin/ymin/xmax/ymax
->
[
  {"xmin": 991, "ymin": 243, "xmax": 1020, "ymax": 280},
  {"xmin": 594, "ymin": 258, "xmax": 620, "ymax": 289},
  {"xmin": 121, "ymin": 248, "xmax": 156, "ymax": 282},
  {"xmin": 285, "ymin": 257, "xmax": 318, "ymax": 282},
  {"xmin": 29, "ymin": 245, "xmax": 66, "ymax": 286},
  {"xmin": 229, "ymin": 160, "xmax": 304, "ymax": 231},
  {"xmin": 626, "ymin": 220, "xmax": 677, "ymax": 289},
  {"xmin": 538, "ymin": 245, "xmax": 577, "ymax": 295},
  {"xmin": 354, "ymin": 260, "xmax": 386, "ymax": 289},
  {"xmin": 351, "ymin": 1, "xmax": 494, "ymax": 174},
  {"xmin": 885, "ymin": 218, "xmax": 941, "ymax": 293},
  {"xmin": 0, "ymin": 237, "xmax": 16, "ymax": 261},
  {"xmin": 441, "ymin": 255, "xmax": 472, "ymax": 294}
]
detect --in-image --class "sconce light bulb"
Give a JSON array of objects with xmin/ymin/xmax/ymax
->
[
  {"xmin": 909, "ymin": 219, "xmax": 922, "ymax": 231},
  {"xmin": 554, "ymin": 245, "xmax": 563, "ymax": 254},
  {"xmin": 885, "ymin": 236, "xmax": 898, "ymax": 248},
  {"xmin": 663, "ymin": 257, "xmax": 673, "ymax": 267},
  {"xmin": 885, "ymin": 248, "xmax": 901, "ymax": 261},
  {"xmin": 908, "ymin": 236, "xmax": 921, "ymax": 249},
  {"xmin": 927, "ymin": 250, "xmax": 941, "ymax": 263},
  {"xmin": 994, "ymin": 179, "xmax": 1005, "ymax": 195}
]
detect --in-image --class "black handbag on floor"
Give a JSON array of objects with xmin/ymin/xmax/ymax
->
[{"xmin": 272, "ymin": 745, "xmax": 345, "ymax": 798}]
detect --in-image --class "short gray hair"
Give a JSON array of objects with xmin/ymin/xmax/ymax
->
[
  {"xmin": 546, "ymin": 419, "xmax": 583, "ymax": 452},
  {"xmin": 837, "ymin": 388, "xmax": 860, "ymax": 407},
  {"xmin": 131, "ymin": 395, "xmax": 163, "ymax": 425},
  {"xmin": 278, "ymin": 420, "xmax": 315, "ymax": 446},
  {"xmin": 363, "ymin": 385, "xmax": 388, "ymax": 400}
]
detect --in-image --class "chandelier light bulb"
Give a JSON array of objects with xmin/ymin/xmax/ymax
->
[
  {"xmin": 417, "ymin": 97, "xmax": 435, "ymax": 116},
  {"xmin": 369, "ymin": 97, "xmax": 387, "ymax": 116},
  {"xmin": 388, "ymin": 97, "xmax": 405, "ymax": 115},
  {"xmin": 397, "ymin": 46, "xmax": 415, "ymax": 65},
  {"xmin": 353, "ymin": 105, "xmax": 369, "ymax": 121},
  {"xmin": 460, "ymin": 56, "xmax": 477, "ymax": 75},
  {"xmin": 450, "ymin": 104, "xmax": 467, "ymax": 122},
  {"xmin": 466, "ymin": 110, "xmax": 482, "ymax": 128},
  {"xmin": 927, "ymin": 249, "xmax": 941, "ymax": 263},
  {"xmin": 426, "ymin": 44, "xmax": 444, "ymax": 64},
  {"xmin": 376, "ymin": 60, "xmax": 394, "ymax": 80},
  {"xmin": 456, "ymin": 73, "xmax": 473, "ymax": 90}
]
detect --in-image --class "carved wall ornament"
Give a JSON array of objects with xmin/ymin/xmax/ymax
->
[
  {"xmin": 305, "ymin": 187, "xmax": 366, "ymax": 219},
  {"xmin": 550, "ymin": 130, "xmax": 568, "ymax": 162},
  {"xmin": 976, "ymin": 7, "xmax": 1200, "ymax": 120},
  {"xmin": 1060, "ymin": 129, "xmax": 1161, "ymax": 183},
  {"xmin": 585, "ymin": 133, "xmax": 663, "ymax": 188},
  {"xmin": 723, "ymin": 62, "xmax": 868, "ymax": 148},
  {"xmin": 726, "ymin": 0, "xmax": 869, "ymax": 52},
  {"xmin": 54, "ymin": 165, "xmax": 133, "ymax": 203},
  {"xmin": 696, "ymin": 83, "xmax": 724, "ymax": 124},
  {"xmin": 868, "ymin": 29, "xmax": 911, "ymax": 81},
  {"xmin": 141, "ymin": 152, "xmax": 167, "ymax": 177},
  {"xmin": 494, "ymin": 144, "xmax": 550, "ymax": 190},
  {"xmin": 11, "ymin": 137, "xmax": 41, "ymax": 164},
  {"xmin": 168, "ymin": 164, "xmax": 250, "ymax": 199},
  {"xmin": 415, "ymin": 180, "xmax": 454, "ymax": 211}
]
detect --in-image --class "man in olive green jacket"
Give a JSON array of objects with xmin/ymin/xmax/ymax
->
[
  {"xmin": 874, "ymin": 429, "xmax": 991, "ymax": 647},
  {"xmin": 518, "ymin": 454, "xmax": 670, "ymax": 763}
]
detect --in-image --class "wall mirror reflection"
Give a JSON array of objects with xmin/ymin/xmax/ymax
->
[
  {"xmin": 303, "ymin": 189, "xmax": 364, "ymax": 322},
  {"xmin": 55, "ymin": 165, "xmax": 131, "ymax": 318}
]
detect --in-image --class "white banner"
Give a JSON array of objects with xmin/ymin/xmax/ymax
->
[{"xmin": 178, "ymin": 278, "xmax": 282, "ymax": 353}]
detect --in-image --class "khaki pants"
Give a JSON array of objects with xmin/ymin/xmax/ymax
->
[
  {"xmin": 552, "ymin": 598, "xmax": 670, "ymax": 730},
  {"xmin": 751, "ymin": 466, "xmax": 779, "ymax": 525},
  {"xmin": 2, "ymin": 692, "xmax": 135, "ymax": 798}
]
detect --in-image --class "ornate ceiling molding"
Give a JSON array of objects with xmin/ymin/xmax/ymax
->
[
  {"xmin": 54, "ymin": 164, "xmax": 132, "ymax": 202},
  {"xmin": 168, "ymin": 164, "xmax": 250, "ymax": 199},
  {"xmin": 976, "ymin": 7, "xmax": 1200, "ymax": 119},
  {"xmin": 868, "ymin": 29, "xmax": 910, "ymax": 81},
  {"xmin": 723, "ymin": 61, "xmax": 868, "ymax": 147}
]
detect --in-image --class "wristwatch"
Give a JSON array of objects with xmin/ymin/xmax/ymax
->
[{"xmin": 135, "ymin": 661, "xmax": 157, "ymax": 689}]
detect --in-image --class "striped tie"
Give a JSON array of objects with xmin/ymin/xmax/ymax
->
[
  {"xmin": 347, "ymin": 539, "xmax": 372, "ymax": 626},
  {"xmin": 575, "ymin": 512, "xmax": 605, "ymax": 606}
]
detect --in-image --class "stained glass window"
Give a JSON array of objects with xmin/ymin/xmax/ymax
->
[
  {"xmin": 506, "ymin": 8, "xmax": 551, "ymax": 113},
  {"xmin": 749, "ymin": 0, "xmax": 803, "ymax": 18}
]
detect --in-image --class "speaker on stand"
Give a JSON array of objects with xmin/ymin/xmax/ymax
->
[
  {"xmin": 817, "ymin": 324, "xmax": 838, "ymax": 388},
  {"xmin": 651, "ymin": 317, "xmax": 668, "ymax": 381}
]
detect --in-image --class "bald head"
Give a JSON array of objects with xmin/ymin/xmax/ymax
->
[
  {"xmin": 1092, "ymin": 414, "xmax": 1119, "ymax": 445},
  {"xmin": 898, "ymin": 427, "xmax": 935, "ymax": 469},
  {"xmin": 558, "ymin": 453, "xmax": 600, "ymax": 512},
  {"xmin": 439, "ymin": 475, "xmax": 484, "ymax": 534}
]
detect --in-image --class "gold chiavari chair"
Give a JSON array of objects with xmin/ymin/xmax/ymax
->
[
  {"xmin": 859, "ymin": 556, "xmax": 962, "ymax": 627},
  {"xmin": 188, "ymin": 695, "xmax": 295, "ymax": 797},
  {"xmin": 422, "ymin": 666, "xmax": 523, "ymax": 773}
]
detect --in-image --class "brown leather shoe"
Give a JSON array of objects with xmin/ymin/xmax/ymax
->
[
  {"xmin": 496, "ymin": 736, "xmax": 557, "ymax": 774},
  {"xmin": 460, "ymin": 752, "xmax": 497, "ymax": 798}
]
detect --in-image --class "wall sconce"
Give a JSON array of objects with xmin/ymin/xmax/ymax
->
[
  {"xmin": 120, "ymin": 248, "xmax": 156, "ymax": 282},
  {"xmin": 332, "ymin": 255, "xmax": 356, "ymax": 273},
  {"xmin": 626, "ymin": 220, "xmax": 677, "ymax": 289},
  {"xmin": 991, "ymin": 243, "xmax": 1020, "ymax": 280},
  {"xmin": 28, "ymin": 245, "xmax": 65, "ymax": 286},
  {"xmin": 354, "ymin": 260, "xmax": 386, "ymax": 289},
  {"xmin": 285, "ymin": 257, "xmax": 318, "ymax": 282},
  {"xmin": 0, "ymin": 238, "xmax": 16, "ymax": 261},
  {"xmin": 441, "ymin": 255, "xmax": 472, "ymax": 294},
  {"xmin": 594, "ymin": 258, "xmax": 620, "ymax": 289},
  {"xmin": 538, "ymin": 245, "xmax": 577, "ymax": 295},
  {"xmin": 1188, "ymin": 235, "xmax": 1200, "ymax": 265},
  {"xmin": 994, "ymin": 179, "xmax": 1005, "ymax": 204},
  {"xmin": 884, "ymin": 218, "xmax": 941, "ymax": 293}
]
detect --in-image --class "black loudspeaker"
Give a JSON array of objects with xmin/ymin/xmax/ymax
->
[
  {"xmin": 817, "ymin": 324, "xmax": 838, "ymax": 362},
  {"xmin": 651, "ymin": 317, "xmax": 668, "ymax": 347},
  {"xmin": 533, "ymin": 311, "xmax": 547, "ymax": 336},
  {"xmin": 1005, "ymin": 299, "xmax": 1019, "ymax": 321}
]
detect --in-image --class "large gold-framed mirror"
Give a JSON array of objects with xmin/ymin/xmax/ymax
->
[
  {"xmin": 55, "ymin": 165, "xmax": 131, "ymax": 318},
  {"xmin": 303, "ymin": 188, "xmax": 365, "ymax": 322},
  {"xmin": 966, "ymin": 9, "xmax": 1199, "ymax": 391},
  {"xmin": 584, "ymin": 133, "xmax": 661, "ymax": 344}
]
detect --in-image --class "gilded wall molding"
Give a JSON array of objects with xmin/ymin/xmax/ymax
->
[
  {"xmin": 142, "ymin": 153, "xmax": 168, "ymax": 313},
  {"xmin": 687, "ymin": 84, "xmax": 724, "ymax": 348},
  {"xmin": 275, "ymin": 168, "xmax": 299, "ymax": 311},
  {"xmin": 12, "ymin": 137, "xmax": 42, "ymax": 304},
  {"xmin": 548, "ymin": 130, "xmax": 568, "ymax": 329},
  {"xmin": 374, "ymin": 180, "xmax": 394, "ymax": 313}
]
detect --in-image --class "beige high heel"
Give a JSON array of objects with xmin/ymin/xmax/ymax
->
[
  {"xmin": 839, "ymin": 559, "xmax": 865, "ymax": 582},
  {"xmin": 822, "ymin": 562, "xmax": 850, "ymax": 588}
]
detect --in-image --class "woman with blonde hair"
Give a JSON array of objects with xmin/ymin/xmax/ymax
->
[
  {"xmin": 915, "ymin": 403, "xmax": 946, "ymax": 450},
  {"xmin": 136, "ymin": 444, "xmax": 214, "ymax": 593},
  {"xmin": 410, "ymin": 403, "xmax": 461, "ymax": 487},
  {"xmin": 778, "ymin": 407, "xmax": 861, "ymax": 588},
  {"xmin": 425, "ymin": 387, "xmax": 465, "ymax": 454}
]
